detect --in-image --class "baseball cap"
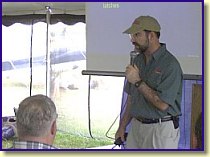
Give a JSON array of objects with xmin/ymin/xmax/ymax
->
[{"xmin": 123, "ymin": 16, "xmax": 161, "ymax": 34}]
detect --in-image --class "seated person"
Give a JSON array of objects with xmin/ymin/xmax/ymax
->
[{"xmin": 11, "ymin": 94, "xmax": 58, "ymax": 149}]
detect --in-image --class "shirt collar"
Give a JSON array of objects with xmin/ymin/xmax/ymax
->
[{"xmin": 152, "ymin": 43, "xmax": 167, "ymax": 61}]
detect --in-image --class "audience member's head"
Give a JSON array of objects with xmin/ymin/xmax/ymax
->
[{"xmin": 16, "ymin": 94, "xmax": 57, "ymax": 146}]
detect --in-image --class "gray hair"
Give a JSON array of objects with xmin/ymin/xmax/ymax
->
[{"xmin": 16, "ymin": 94, "xmax": 57, "ymax": 138}]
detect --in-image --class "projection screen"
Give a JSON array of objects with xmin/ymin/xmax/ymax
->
[{"xmin": 86, "ymin": 2, "xmax": 202, "ymax": 75}]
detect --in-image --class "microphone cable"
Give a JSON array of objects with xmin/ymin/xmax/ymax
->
[
  {"xmin": 105, "ymin": 112, "xmax": 120, "ymax": 140},
  {"xmin": 105, "ymin": 78, "xmax": 128, "ymax": 140},
  {"xmin": 105, "ymin": 51, "xmax": 139, "ymax": 140}
]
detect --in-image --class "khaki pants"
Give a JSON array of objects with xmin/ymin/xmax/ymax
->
[{"xmin": 125, "ymin": 118, "xmax": 180, "ymax": 149}]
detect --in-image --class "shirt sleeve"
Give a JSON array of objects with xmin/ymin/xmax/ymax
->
[{"xmin": 124, "ymin": 79, "xmax": 131, "ymax": 95}]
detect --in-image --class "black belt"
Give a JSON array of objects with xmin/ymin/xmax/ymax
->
[{"xmin": 135, "ymin": 116, "xmax": 176, "ymax": 124}]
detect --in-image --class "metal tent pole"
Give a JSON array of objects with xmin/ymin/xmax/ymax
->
[{"xmin": 45, "ymin": 6, "xmax": 51, "ymax": 97}]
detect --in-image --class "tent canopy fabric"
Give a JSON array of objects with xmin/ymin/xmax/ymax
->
[
  {"xmin": 2, "ymin": 2, "xmax": 86, "ymax": 26},
  {"xmin": 2, "ymin": 14, "xmax": 85, "ymax": 26},
  {"xmin": 2, "ymin": 2, "xmax": 85, "ymax": 15}
]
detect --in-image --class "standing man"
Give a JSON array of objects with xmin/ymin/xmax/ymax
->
[
  {"xmin": 115, "ymin": 16, "xmax": 183, "ymax": 149},
  {"xmin": 12, "ymin": 94, "xmax": 58, "ymax": 149}
]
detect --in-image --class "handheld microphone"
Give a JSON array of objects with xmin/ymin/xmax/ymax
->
[{"xmin": 130, "ymin": 51, "xmax": 139, "ymax": 66}]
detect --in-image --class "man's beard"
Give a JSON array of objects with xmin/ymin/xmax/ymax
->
[{"xmin": 132, "ymin": 38, "xmax": 149, "ymax": 53}]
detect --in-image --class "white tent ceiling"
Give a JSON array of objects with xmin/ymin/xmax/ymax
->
[{"xmin": 2, "ymin": 2, "xmax": 86, "ymax": 15}]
